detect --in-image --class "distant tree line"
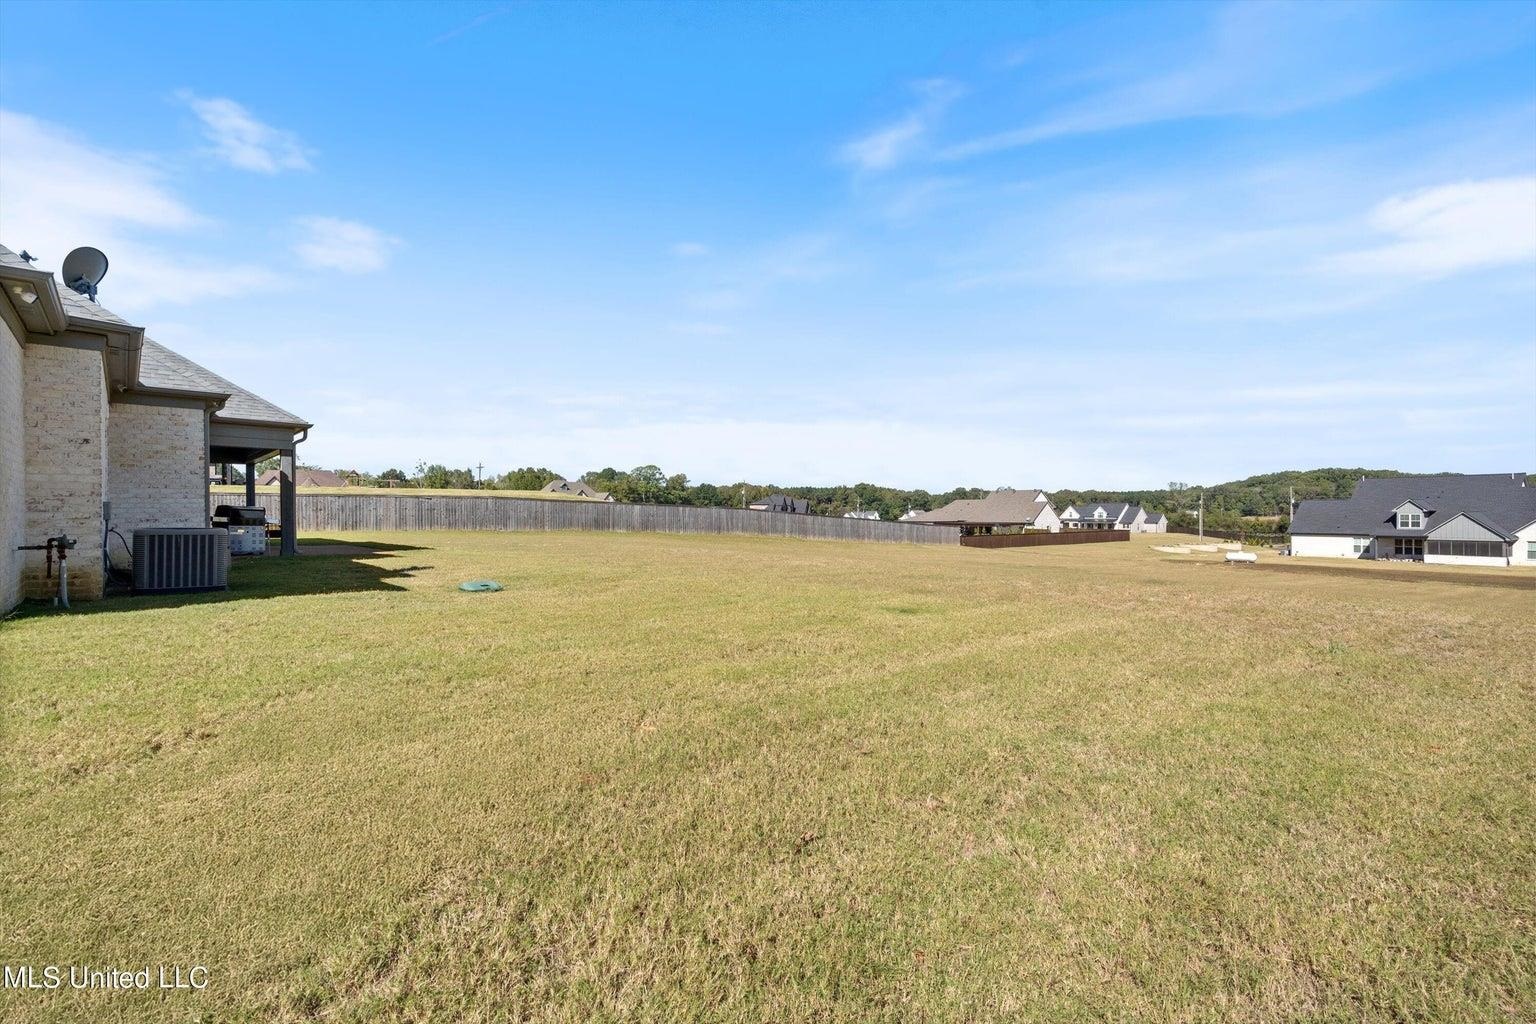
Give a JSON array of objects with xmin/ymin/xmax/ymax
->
[
  {"xmin": 283, "ymin": 463, "xmax": 1472, "ymax": 532},
  {"xmin": 577, "ymin": 466, "xmax": 986, "ymax": 520}
]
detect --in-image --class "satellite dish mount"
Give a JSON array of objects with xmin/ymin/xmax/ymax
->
[{"xmin": 61, "ymin": 247, "xmax": 109, "ymax": 302}]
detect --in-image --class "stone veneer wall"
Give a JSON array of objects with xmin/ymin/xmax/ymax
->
[
  {"xmin": 0, "ymin": 307, "xmax": 25, "ymax": 612},
  {"xmin": 106, "ymin": 398, "xmax": 209, "ymax": 567},
  {"xmin": 21, "ymin": 342, "xmax": 107, "ymax": 601}
]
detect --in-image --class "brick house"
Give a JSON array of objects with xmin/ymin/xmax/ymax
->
[{"xmin": 1, "ymin": 244, "xmax": 310, "ymax": 610}]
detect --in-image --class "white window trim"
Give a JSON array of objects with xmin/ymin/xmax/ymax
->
[{"xmin": 1397, "ymin": 511, "xmax": 1422, "ymax": 529}]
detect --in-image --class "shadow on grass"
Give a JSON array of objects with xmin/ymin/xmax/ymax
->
[
  {"xmin": 10, "ymin": 541, "xmax": 435, "ymax": 620},
  {"xmin": 268, "ymin": 536, "xmax": 430, "ymax": 553}
]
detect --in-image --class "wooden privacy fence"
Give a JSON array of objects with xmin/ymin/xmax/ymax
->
[
  {"xmin": 959, "ymin": 529, "xmax": 1129, "ymax": 548},
  {"xmin": 225, "ymin": 493, "xmax": 960, "ymax": 545}
]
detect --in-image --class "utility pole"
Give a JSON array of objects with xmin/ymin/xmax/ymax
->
[
  {"xmin": 1199, "ymin": 489, "xmax": 1205, "ymax": 542},
  {"xmin": 741, "ymin": 486, "xmax": 747, "ymax": 509},
  {"xmin": 476, "ymin": 462, "xmax": 484, "ymax": 489}
]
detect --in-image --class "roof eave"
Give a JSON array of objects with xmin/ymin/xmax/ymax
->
[
  {"xmin": 123, "ymin": 382, "xmax": 231, "ymax": 407},
  {"xmin": 211, "ymin": 412, "xmax": 314, "ymax": 432}
]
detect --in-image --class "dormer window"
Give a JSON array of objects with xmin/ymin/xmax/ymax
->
[
  {"xmin": 1094, "ymin": 508, "xmax": 1106, "ymax": 519},
  {"xmin": 1398, "ymin": 510, "xmax": 1422, "ymax": 529}
]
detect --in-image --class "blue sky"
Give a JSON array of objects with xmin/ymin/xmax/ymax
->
[{"xmin": 2, "ymin": 0, "xmax": 1533, "ymax": 489}]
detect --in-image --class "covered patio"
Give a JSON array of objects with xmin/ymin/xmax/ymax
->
[
  {"xmin": 135, "ymin": 338, "xmax": 312, "ymax": 557},
  {"xmin": 211, "ymin": 419, "xmax": 310, "ymax": 557}
]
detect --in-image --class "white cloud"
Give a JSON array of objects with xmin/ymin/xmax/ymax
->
[
  {"xmin": 291, "ymin": 217, "xmax": 402, "ymax": 273},
  {"xmin": 179, "ymin": 92, "xmax": 312, "ymax": 173},
  {"xmin": 0, "ymin": 110, "xmax": 198, "ymax": 234},
  {"xmin": 1322, "ymin": 177, "xmax": 1536, "ymax": 278},
  {"xmin": 839, "ymin": 78, "xmax": 963, "ymax": 172},
  {"xmin": 0, "ymin": 109, "xmax": 281, "ymax": 308},
  {"xmin": 670, "ymin": 241, "xmax": 710, "ymax": 258},
  {"xmin": 941, "ymin": 3, "xmax": 1406, "ymax": 160}
]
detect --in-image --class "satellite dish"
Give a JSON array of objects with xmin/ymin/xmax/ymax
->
[{"xmin": 61, "ymin": 247, "xmax": 109, "ymax": 301}]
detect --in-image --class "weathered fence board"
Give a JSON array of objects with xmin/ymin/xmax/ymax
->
[
  {"xmin": 227, "ymin": 494, "xmax": 960, "ymax": 545},
  {"xmin": 959, "ymin": 530, "xmax": 1129, "ymax": 548}
]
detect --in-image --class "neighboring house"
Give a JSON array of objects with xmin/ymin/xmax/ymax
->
[
  {"xmin": 749, "ymin": 493, "xmax": 811, "ymax": 514},
  {"xmin": 1290, "ymin": 473, "xmax": 1535, "ymax": 567},
  {"xmin": 2, "ymin": 243, "xmax": 311, "ymax": 610},
  {"xmin": 256, "ymin": 467, "xmax": 349, "ymax": 488},
  {"xmin": 541, "ymin": 478, "xmax": 613, "ymax": 501},
  {"xmin": 897, "ymin": 509, "xmax": 923, "ymax": 522},
  {"xmin": 1059, "ymin": 502, "xmax": 1165, "ymax": 533},
  {"xmin": 843, "ymin": 510, "xmax": 880, "ymax": 520},
  {"xmin": 911, "ymin": 489, "xmax": 1061, "ymax": 533}
]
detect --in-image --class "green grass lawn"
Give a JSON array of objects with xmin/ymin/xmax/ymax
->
[{"xmin": 3, "ymin": 533, "xmax": 1532, "ymax": 1023}]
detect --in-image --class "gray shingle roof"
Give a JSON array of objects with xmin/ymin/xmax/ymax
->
[
  {"xmin": 913, "ymin": 489, "xmax": 1051, "ymax": 524},
  {"xmin": 750, "ymin": 494, "xmax": 811, "ymax": 513},
  {"xmin": 1290, "ymin": 474, "xmax": 1535, "ymax": 540},
  {"xmin": 1066, "ymin": 501, "xmax": 1136, "ymax": 523},
  {"xmin": 139, "ymin": 338, "xmax": 311, "ymax": 428},
  {"xmin": 542, "ymin": 479, "xmax": 610, "ymax": 499},
  {"xmin": 0, "ymin": 243, "xmax": 38, "ymax": 271},
  {"xmin": 58, "ymin": 286, "xmax": 132, "ymax": 326},
  {"xmin": 258, "ymin": 468, "xmax": 349, "ymax": 487}
]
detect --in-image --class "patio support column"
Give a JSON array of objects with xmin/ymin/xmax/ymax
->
[
  {"xmin": 245, "ymin": 462, "xmax": 256, "ymax": 506},
  {"xmin": 279, "ymin": 450, "xmax": 297, "ymax": 557}
]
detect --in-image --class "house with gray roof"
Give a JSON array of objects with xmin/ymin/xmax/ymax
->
[
  {"xmin": 256, "ymin": 467, "xmax": 350, "ymax": 488},
  {"xmin": 1059, "ymin": 501, "xmax": 1165, "ymax": 533},
  {"xmin": 911, "ymin": 489, "xmax": 1061, "ymax": 533},
  {"xmin": 1289, "ymin": 473, "xmax": 1535, "ymax": 567},
  {"xmin": 749, "ymin": 493, "xmax": 811, "ymax": 514},
  {"xmin": 541, "ymin": 478, "xmax": 614, "ymax": 501},
  {"xmin": 2, "ymin": 242, "xmax": 311, "ymax": 609}
]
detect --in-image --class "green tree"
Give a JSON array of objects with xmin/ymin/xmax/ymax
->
[
  {"xmin": 689, "ymin": 482, "xmax": 724, "ymax": 507},
  {"xmin": 414, "ymin": 463, "xmax": 476, "ymax": 489},
  {"xmin": 624, "ymin": 465, "xmax": 667, "ymax": 503},
  {"xmin": 499, "ymin": 466, "xmax": 560, "ymax": 490}
]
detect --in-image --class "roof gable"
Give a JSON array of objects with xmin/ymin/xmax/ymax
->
[
  {"xmin": 1426, "ymin": 511, "xmax": 1515, "ymax": 543},
  {"xmin": 912, "ymin": 489, "xmax": 1052, "ymax": 525}
]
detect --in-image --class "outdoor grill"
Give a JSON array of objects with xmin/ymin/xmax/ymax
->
[
  {"xmin": 212, "ymin": 504, "xmax": 267, "ymax": 527},
  {"xmin": 211, "ymin": 505, "xmax": 270, "ymax": 557}
]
